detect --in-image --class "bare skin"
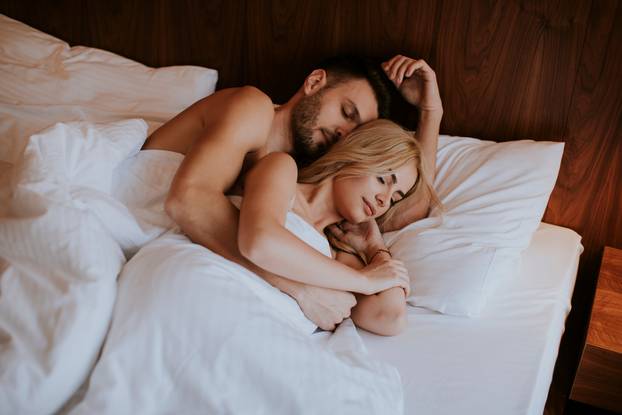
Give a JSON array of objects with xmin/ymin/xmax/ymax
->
[
  {"xmin": 143, "ymin": 55, "xmax": 443, "ymax": 330},
  {"xmin": 238, "ymin": 152, "xmax": 415, "ymax": 335}
]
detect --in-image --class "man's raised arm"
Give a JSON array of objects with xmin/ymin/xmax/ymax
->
[{"xmin": 380, "ymin": 56, "xmax": 443, "ymax": 232}]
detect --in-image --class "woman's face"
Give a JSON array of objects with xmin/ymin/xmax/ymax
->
[{"xmin": 332, "ymin": 162, "xmax": 418, "ymax": 224}]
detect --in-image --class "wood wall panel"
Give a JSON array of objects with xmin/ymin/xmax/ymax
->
[
  {"xmin": 244, "ymin": 0, "xmax": 440, "ymax": 103},
  {"xmin": 546, "ymin": 3, "xmax": 622, "ymax": 411},
  {"xmin": 0, "ymin": 1, "xmax": 621, "ymax": 413},
  {"xmin": 436, "ymin": 0, "xmax": 590, "ymax": 141},
  {"xmin": 245, "ymin": 0, "xmax": 341, "ymax": 101}
]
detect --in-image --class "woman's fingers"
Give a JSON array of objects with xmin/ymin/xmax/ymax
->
[
  {"xmin": 327, "ymin": 224, "xmax": 345, "ymax": 240},
  {"xmin": 387, "ymin": 260, "xmax": 410, "ymax": 295}
]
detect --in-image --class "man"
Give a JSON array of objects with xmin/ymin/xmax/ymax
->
[{"xmin": 142, "ymin": 54, "xmax": 443, "ymax": 330}]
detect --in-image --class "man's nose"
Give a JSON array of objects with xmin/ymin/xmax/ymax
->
[
  {"xmin": 335, "ymin": 124, "xmax": 353, "ymax": 139},
  {"xmin": 334, "ymin": 127, "xmax": 345, "ymax": 139}
]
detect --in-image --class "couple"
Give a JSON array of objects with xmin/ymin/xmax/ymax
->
[{"xmin": 143, "ymin": 54, "xmax": 443, "ymax": 335}]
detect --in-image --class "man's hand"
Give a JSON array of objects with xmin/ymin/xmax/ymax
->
[
  {"xmin": 382, "ymin": 55, "xmax": 443, "ymax": 112},
  {"xmin": 327, "ymin": 219, "xmax": 386, "ymax": 263},
  {"xmin": 295, "ymin": 285, "xmax": 357, "ymax": 331}
]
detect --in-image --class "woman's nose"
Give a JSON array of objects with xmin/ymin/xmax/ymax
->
[{"xmin": 375, "ymin": 193, "xmax": 388, "ymax": 208}]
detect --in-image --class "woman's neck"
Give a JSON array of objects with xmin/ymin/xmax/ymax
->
[{"xmin": 295, "ymin": 181, "xmax": 342, "ymax": 232}]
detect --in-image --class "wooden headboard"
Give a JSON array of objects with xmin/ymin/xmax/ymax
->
[{"xmin": 1, "ymin": 0, "xmax": 620, "ymax": 412}]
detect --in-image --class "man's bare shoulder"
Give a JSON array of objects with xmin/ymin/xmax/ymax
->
[
  {"xmin": 144, "ymin": 86, "xmax": 275, "ymax": 153},
  {"xmin": 208, "ymin": 86, "xmax": 273, "ymax": 124}
]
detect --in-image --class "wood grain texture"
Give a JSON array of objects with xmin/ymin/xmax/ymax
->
[
  {"xmin": 586, "ymin": 247, "xmax": 622, "ymax": 353},
  {"xmin": 0, "ymin": 1, "xmax": 621, "ymax": 413},
  {"xmin": 244, "ymin": 0, "xmax": 441, "ymax": 103},
  {"xmin": 570, "ymin": 345, "xmax": 622, "ymax": 413},
  {"xmin": 545, "ymin": 2, "xmax": 622, "ymax": 414},
  {"xmin": 570, "ymin": 247, "xmax": 622, "ymax": 413}
]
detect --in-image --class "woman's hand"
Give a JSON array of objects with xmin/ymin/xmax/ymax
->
[
  {"xmin": 359, "ymin": 258, "xmax": 411, "ymax": 296},
  {"xmin": 382, "ymin": 55, "xmax": 443, "ymax": 113},
  {"xmin": 327, "ymin": 219, "xmax": 386, "ymax": 262}
]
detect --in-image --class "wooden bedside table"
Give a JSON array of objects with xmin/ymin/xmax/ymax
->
[{"xmin": 570, "ymin": 246, "xmax": 622, "ymax": 413}]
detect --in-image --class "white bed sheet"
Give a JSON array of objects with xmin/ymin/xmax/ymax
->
[{"xmin": 359, "ymin": 222, "xmax": 582, "ymax": 415}]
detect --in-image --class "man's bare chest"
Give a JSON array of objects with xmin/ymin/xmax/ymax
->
[{"xmin": 227, "ymin": 146, "xmax": 269, "ymax": 195}]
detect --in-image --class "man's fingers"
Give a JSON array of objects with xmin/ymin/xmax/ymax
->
[
  {"xmin": 383, "ymin": 55, "xmax": 407, "ymax": 84},
  {"xmin": 382, "ymin": 54, "xmax": 402, "ymax": 72},
  {"xmin": 388, "ymin": 56, "xmax": 407, "ymax": 78},
  {"xmin": 322, "ymin": 323, "xmax": 336, "ymax": 331},
  {"xmin": 396, "ymin": 59, "xmax": 418, "ymax": 84},
  {"xmin": 389, "ymin": 56, "xmax": 409, "ymax": 84},
  {"xmin": 405, "ymin": 60, "xmax": 424, "ymax": 78}
]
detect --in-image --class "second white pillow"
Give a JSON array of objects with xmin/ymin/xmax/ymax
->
[{"xmin": 385, "ymin": 135, "xmax": 564, "ymax": 316}]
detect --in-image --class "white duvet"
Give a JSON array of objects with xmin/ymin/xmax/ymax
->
[{"xmin": 0, "ymin": 120, "xmax": 403, "ymax": 414}]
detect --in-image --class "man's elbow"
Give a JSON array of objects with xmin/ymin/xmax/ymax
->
[
  {"xmin": 164, "ymin": 189, "xmax": 187, "ymax": 225},
  {"xmin": 164, "ymin": 184, "xmax": 203, "ymax": 227}
]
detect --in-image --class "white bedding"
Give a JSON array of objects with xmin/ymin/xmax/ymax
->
[
  {"xmin": 360, "ymin": 222, "xmax": 583, "ymax": 415},
  {"xmin": 0, "ymin": 118, "xmax": 580, "ymax": 415},
  {"xmin": 69, "ymin": 230, "xmax": 402, "ymax": 415},
  {"xmin": 0, "ymin": 120, "xmax": 403, "ymax": 414},
  {"xmin": 0, "ymin": 13, "xmax": 583, "ymax": 415}
]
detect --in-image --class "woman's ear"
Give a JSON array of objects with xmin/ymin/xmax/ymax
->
[{"xmin": 303, "ymin": 69, "xmax": 328, "ymax": 96}]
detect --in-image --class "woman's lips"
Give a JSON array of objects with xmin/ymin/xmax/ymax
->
[{"xmin": 363, "ymin": 198, "xmax": 375, "ymax": 217}]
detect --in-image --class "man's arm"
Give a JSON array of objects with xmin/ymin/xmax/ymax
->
[
  {"xmin": 380, "ymin": 110, "xmax": 442, "ymax": 231},
  {"xmin": 380, "ymin": 56, "xmax": 443, "ymax": 232},
  {"xmin": 158, "ymin": 87, "xmax": 355, "ymax": 329},
  {"xmin": 164, "ymin": 87, "xmax": 274, "ymax": 268}
]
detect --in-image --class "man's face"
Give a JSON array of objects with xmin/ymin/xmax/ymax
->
[{"xmin": 291, "ymin": 78, "xmax": 379, "ymax": 163}]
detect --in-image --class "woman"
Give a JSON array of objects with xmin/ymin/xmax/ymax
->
[{"xmin": 238, "ymin": 119, "xmax": 438, "ymax": 336}]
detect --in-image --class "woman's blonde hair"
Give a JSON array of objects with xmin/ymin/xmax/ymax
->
[{"xmin": 298, "ymin": 119, "xmax": 440, "ymax": 258}]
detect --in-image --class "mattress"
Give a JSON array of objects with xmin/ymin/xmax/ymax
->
[{"xmin": 359, "ymin": 222, "xmax": 583, "ymax": 415}]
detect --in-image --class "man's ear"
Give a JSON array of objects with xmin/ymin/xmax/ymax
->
[{"xmin": 303, "ymin": 69, "xmax": 328, "ymax": 96}]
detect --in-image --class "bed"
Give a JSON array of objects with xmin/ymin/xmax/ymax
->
[
  {"xmin": 361, "ymin": 222, "xmax": 582, "ymax": 414},
  {"xmin": 0, "ymin": 14, "xmax": 584, "ymax": 415}
]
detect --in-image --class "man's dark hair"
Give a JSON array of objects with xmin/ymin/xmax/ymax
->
[{"xmin": 316, "ymin": 55, "xmax": 393, "ymax": 119}]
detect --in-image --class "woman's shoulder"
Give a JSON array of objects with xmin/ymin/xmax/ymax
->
[
  {"xmin": 254, "ymin": 152, "xmax": 297, "ymax": 175},
  {"xmin": 244, "ymin": 152, "xmax": 298, "ymax": 195}
]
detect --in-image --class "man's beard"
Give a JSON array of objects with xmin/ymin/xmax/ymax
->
[{"xmin": 290, "ymin": 90, "xmax": 327, "ymax": 167}]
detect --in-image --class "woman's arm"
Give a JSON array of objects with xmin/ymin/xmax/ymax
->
[
  {"xmin": 238, "ymin": 153, "xmax": 408, "ymax": 295},
  {"xmin": 335, "ymin": 251, "xmax": 408, "ymax": 336}
]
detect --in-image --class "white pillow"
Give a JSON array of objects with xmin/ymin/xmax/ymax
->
[
  {"xmin": 384, "ymin": 135, "xmax": 564, "ymax": 316},
  {"xmin": 0, "ymin": 14, "xmax": 218, "ymax": 167}
]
